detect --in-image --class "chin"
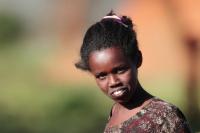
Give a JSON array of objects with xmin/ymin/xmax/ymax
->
[{"xmin": 114, "ymin": 94, "xmax": 133, "ymax": 104}]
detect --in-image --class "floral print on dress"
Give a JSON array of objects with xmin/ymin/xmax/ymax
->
[{"xmin": 104, "ymin": 97, "xmax": 191, "ymax": 133}]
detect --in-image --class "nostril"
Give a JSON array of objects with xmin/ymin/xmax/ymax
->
[{"xmin": 109, "ymin": 82, "xmax": 123, "ymax": 88}]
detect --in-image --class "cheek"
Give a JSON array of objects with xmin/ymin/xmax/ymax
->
[
  {"xmin": 95, "ymin": 80, "xmax": 108, "ymax": 93},
  {"xmin": 120, "ymin": 70, "xmax": 137, "ymax": 85}
]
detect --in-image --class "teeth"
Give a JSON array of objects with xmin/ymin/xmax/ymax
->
[{"xmin": 113, "ymin": 90, "xmax": 123, "ymax": 96}]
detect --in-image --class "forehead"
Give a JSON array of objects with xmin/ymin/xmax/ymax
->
[{"xmin": 88, "ymin": 47, "xmax": 130, "ymax": 72}]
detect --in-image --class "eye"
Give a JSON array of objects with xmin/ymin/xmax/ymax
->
[
  {"xmin": 95, "ymin": 73, "xmax": 107, "ymax": 80},
  {"xmin": 114, "ymin": 66, "xmax": 129, "ymax": 74}
]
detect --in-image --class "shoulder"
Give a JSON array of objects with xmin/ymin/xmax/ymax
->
[
  {"xmin": 146, "ymin": 97, "xmax": 192, "ymax": 132},
  {"xmin": 148, "ymin": 97, "xmax": 185, "ymax": 119},
  {"xmin": 147, "ymin": 97, "xmax": 180, "ymax": 115}
]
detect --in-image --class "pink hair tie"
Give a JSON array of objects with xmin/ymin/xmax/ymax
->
[
  {"xmin": 103, "ymin": 15, "xmax": 121, "ymax": 20},
  {"xmin": 102, "ymin": 15, "xmax": 128, "ymax": 28}
]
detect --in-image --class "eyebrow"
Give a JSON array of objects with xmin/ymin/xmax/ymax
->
[
  {"xmin": 95, "ymin": 72, "xmax": 107, "ymax": 77},
  {"xmin": 111, "ymin": 64, "xmax": 129, "ymax": 73},
  {"xmin": 94, "ymin": 64, "xmax": 129, "ymax": 76}
]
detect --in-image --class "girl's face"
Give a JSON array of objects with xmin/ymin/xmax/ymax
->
[{"xmin": 88, "ymin": 47, "xmax": 138, "ymax": 104}]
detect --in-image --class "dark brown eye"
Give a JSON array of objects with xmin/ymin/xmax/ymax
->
[
  {"xmin": 96, "ymin": 73, "xmax": 107, "ymax": 80},
  {"xmin": 113, "ymin": 66, "xmax": 129, "ymax": 74},
  {"xmin": 117, "ymin": 69, "xmax": 126, "ymax": 74}
]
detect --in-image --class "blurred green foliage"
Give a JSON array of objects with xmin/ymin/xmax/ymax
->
[
  {"xmin": 0, "ymin": 13, "xmax": 23, "ymax": 45},
  {"xmin": 0, "ymin": 44, "xmax": 113, "ymax": 133},
  {"xmin": 0, "ymin": 86, "xmax": 111, "ymax": 133}
]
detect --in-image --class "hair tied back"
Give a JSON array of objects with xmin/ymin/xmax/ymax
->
[{"xmin": 102, "ymin": 13, "xmax": 128, "ymax": 28}]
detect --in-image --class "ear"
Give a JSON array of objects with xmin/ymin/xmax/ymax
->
[{"xmin": 136, "ymin": 50, "xmax": 142, "ymax": 68}]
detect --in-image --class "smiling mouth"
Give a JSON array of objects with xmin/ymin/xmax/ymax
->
[{"xmin": 110, "ymin": 87, "xmax": 127, "ymax": 98}]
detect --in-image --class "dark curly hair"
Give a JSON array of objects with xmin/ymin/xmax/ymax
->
[{"xmin": 75, "ymin": 11, "xmax": 140, "ymax": 71}]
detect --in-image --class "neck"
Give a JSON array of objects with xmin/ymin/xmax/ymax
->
[{"xmin": 119, "ymin": 82, "xmax": 153, "ymax": 109}]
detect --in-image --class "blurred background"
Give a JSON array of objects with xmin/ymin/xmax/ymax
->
[{"xmin": 0, "ymin": 0, "xmax": 199, "ymax": 132}]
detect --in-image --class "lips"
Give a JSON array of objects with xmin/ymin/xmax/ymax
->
[{"xmin": 109, "ymin": 87, "xmax": 128, "ymax": 98}]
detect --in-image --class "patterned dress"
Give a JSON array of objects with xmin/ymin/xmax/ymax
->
[{"xmin": 104, "ymin": 97, "xmax": 192, "ymax": 133}]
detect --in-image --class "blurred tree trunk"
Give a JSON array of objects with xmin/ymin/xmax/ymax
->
[{"xmin": 185, "ymin": 37, "xmax": 200, "ymax": 131}]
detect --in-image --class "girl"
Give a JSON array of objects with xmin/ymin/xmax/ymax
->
[{"xmin": 75, "ymin": 11, "xmax": 191, "ymax": 133}]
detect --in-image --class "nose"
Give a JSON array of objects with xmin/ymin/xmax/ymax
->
[{"xmin": 108, "ymin": 74, "xmax": 120, "ymax": 88}]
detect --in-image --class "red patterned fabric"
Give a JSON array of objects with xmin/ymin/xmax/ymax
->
[{"xmin": 104, "ymin": 97, "xmax": 191, "ymax": 133}]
